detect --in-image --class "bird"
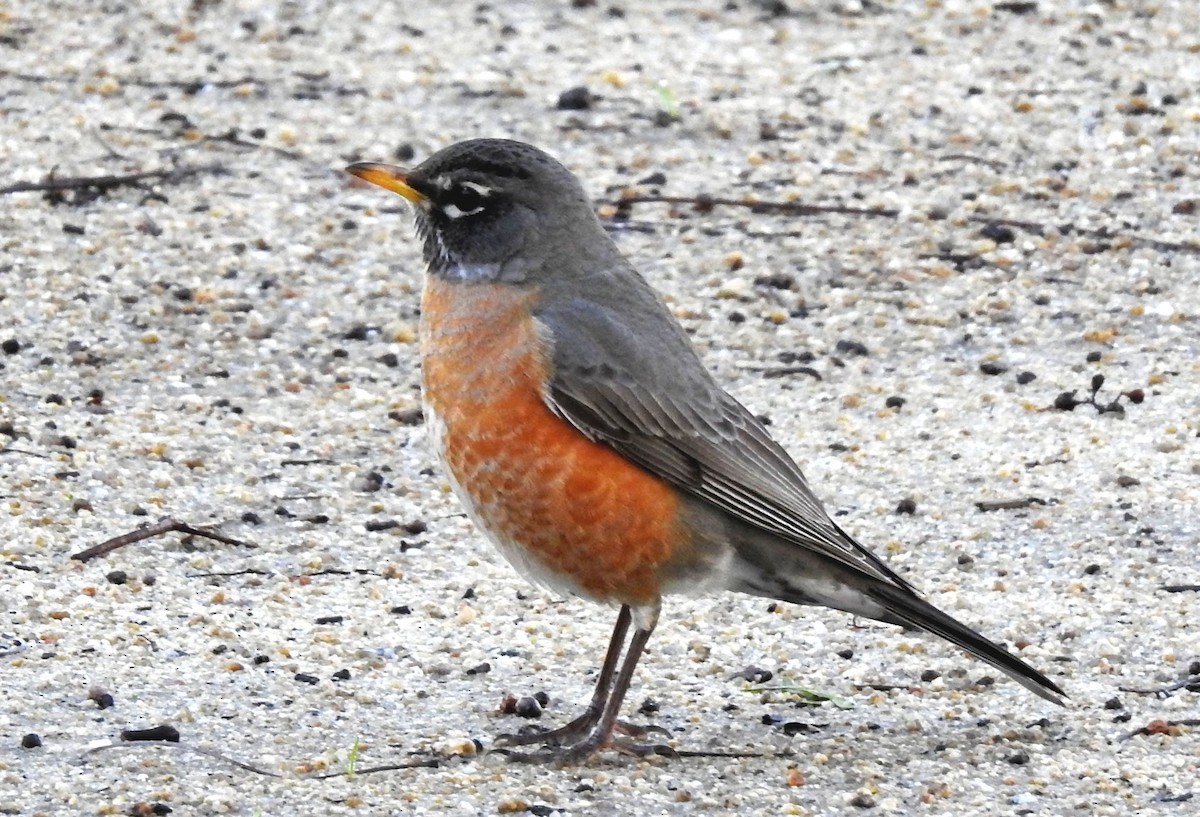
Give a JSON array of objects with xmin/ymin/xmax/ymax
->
[{"xmin": 344, "ymin": 138, "xmax": 1066, "ymax": 763}]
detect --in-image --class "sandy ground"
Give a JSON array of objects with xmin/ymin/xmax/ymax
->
[{"xmin": 2, "ymin": 1, "xmax": 1198, "ymax": 815}]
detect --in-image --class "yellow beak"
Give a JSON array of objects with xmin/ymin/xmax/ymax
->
[{"xmin": 345, "ymin": 162, "xmax": 427, "ymax": 204}]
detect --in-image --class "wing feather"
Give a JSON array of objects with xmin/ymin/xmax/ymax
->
[{"xmin": 535, "ymin": 294, "xmax": 913, "ymax": 591}]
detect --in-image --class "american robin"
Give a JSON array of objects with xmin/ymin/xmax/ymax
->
[{"xmin": 345, "ymin": 139, "xmax": 1066, "ymax": 763}]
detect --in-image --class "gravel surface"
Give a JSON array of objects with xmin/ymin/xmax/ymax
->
[{"xmin": 2, "ymin": 2, "xmax": 1198, "ymax": 815}]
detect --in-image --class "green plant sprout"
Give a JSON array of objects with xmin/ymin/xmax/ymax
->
[{"xmin": 744, "ymin": 682, "xmax": 856, "ymax": 710}]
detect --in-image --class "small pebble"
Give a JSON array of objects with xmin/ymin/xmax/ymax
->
[
  {"xmin": 556, "ymin": 85, "xmax": 593, "ymax": 110},
  {"xmin": 514, "ymin": 696, "xmax": 543, "ymax": 718}
]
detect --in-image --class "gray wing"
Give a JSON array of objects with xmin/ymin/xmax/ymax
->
[{"xmin": 534, "ymin": 285, "xmax": 913, "ymax": 591}]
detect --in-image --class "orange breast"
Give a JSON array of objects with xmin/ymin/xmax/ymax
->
[{"xmin": 420, "ymin": 276, "xmax": 682, "ymax": 604}]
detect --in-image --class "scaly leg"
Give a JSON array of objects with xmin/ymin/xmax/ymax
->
[{"xmin": 494, "ymin": 602, "xmax": 671, "ymax": 763}]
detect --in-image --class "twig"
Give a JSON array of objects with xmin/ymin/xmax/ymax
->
[
  {"xmin": 611, "ymin": 193, "xmax": 898, "ymax": 219},
  {"xmin": 1162, "ymin": 585, "xmax": 1200, "ymax": 593},
  {"xmin": 85, "ymin": 738, "xmax": 444, "ymax": 777},
  {"xmin": 71, "ymin": 517, "xmax": 254, "ymax": 562},
  {"xmin": 1119, "ymin": 676, "xmax": 1200, "ymax": 697},
  {"xmin": 85, "ymin": 739, "xmax": 283, "ymax": 777},
  {"xmin": 306, "ymin": 758, "xmax": 442, "ymax": 778},
  {"xmin": 975, "ymin": 497, "xmax": 1048, "ymax": 512},
  {"xmin": 758, "ymin": 365, "xmax": 823, "ymax": 381},
  {"xmin": 607, "ymin": 194, "xmax": 1200, "ymax": 255},
  {"xmin": 1118, "ymin": 718, "xmax": 1200, "ymax": 742},
  {"xmin": 0, "ymin": 163, "xmax": 226, "ymax": 197}
]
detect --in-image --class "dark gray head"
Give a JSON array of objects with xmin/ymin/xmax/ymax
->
[{"xmin": 348, "ymin": 139, "xmax": 616, "ymax": 284}]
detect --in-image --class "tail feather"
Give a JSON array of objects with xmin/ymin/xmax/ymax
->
[{"xmin": 869, "ymin": 582, "xmax": 1067, "ymax": 705}]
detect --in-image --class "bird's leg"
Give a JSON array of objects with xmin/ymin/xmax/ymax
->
[
  {"xmin": 495, "ymin": 602, "xmax": 673, "ymax": 764},
  {"xmin": 493, "ymin": 605, "xmax": 631, "ymax": 747}
]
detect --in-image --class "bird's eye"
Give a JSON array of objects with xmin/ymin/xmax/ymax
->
[{"xmin": 441, "ymin": 181, "xmax": 491, "ymax": 219}]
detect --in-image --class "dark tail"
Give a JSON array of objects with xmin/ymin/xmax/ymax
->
[{"xmin": 869, "ymin": 582, "xmax": 1067, "ymax": 705}]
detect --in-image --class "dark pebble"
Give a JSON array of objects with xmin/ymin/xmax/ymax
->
[
  {"xmin": 979, "ymin": 222, "xmax": 1016, "ymax": 243},
  {"xmin": 253, "ymin": 655, "xmax": 270, "ymax": 665},
  {"xmin": 727, "ymin": 311, "xmax": 745, "ymax": 324},
  {"xmin": 514, "ymin": 696, "xmax": 543, "ymax": 718},
  {"xmin": 377, "ymin": 352, "xmax": 400, "ymax": 368},
  {"xmin": 755, "ymin": 273, "xmax": 796, "ymax": 290},
  {"xmin": 90, "ymin": 690, "xmax": 115, "ymax": 709},
  {"xmin": 63, "ymin": 223, "xmax": 86, "ymax": 235},
  {"xmin": 332, "ymin": 668, "xmax": 351, "ymax": 681},
  {"xmin": 106, "ymin": 570, "xmax": 128, "ymax": 585},
  {"xmin": 957, "ymin": 553, "xmax": 975, "ymax": 566},
  {"xmin": 980, "ymin": 362, "xmax": 1008, "ymax": 376},
  {"xmin": 343, "ymin": 323, "xmax": 375, "ymax": 341},
  {"xmin": 394, "ymin": 143, "xmax": 416, "ymax": 162},
  {"xmin": 1054, "ymin": 391, "xmax": 1079, "ymax": 411},
  {"xmin": 1016, "ymin": 371, "xmax": 1037, "ymax": 385},
  {"xmin": 390, "ymin": 605, "xmax": 412, "ymax": 615},
  {"xmin": 1, "ymin": 339, "xmax": 19, "ymax": 355},
  {"xmin": 836, "ymin": 648, "xmax": 854, "ymax": 660},
  {"xmin": 315, "ymin": 615, "xmax": 344, "ymax": 625},
  {"xmin": 241, "ymin": 511, "xmax": 262, "ymax": 525},
  {"xmin": 885, "ymin": 395, "xmax": 906, "ymax": 409},
  {"xmin": 21, "ymin": 733, "xmax": 42, "ymax": 749},
  {"xmin": 1086, "ymin": 351, "xmax": 1102, "ymax": 363},
  {"xmin": 761, "ymin": 713, "xmax": 782, "ymax": 725},
  {"xmin": 784, "ymin": 722, "xmax": 821, "ymax": 736},
  {"xmin": 1007, "ymin": 750, "xmax": 1030, "ymax": 765},
  {"xmin": 294, "ymin": 673, "xmax": 319, "ymax": 685},
  {"xmin": 734, "ymin": 665, "xmax": 773, "ymax": 683},
  {"xmin": 1084, "ymin": 563, "xmax": 1102, "ymax": 575},
  {"xmin": 895, "ymin": 498, "xmax": 916, "ymax": 515},
  {"xmin": 212, "ymin": 644, "xmax": 228, "ymax": 655},
  {"xmin": 365, "ymin": 518, "xmax": 399, "ymax": 532},
  {"xmin": 921, "ymin": 669, "xmax": 940, "ymax": 682},
  {"xmin": 638, "ymin": 698, "xmax": 659, "ymax": 715},
  {"xmin": 835, "ymin": 339, "xmax": 870, "ymax": 357},
  {"xmin": 466, "ymin": 662, "xmax": 491, "ymax": 676},
  {"xmin": 534, "ymin": 690, "xmax": 550, "ymax": 707},
  {"xmin": 638, "ymin": 171, "xmax": 667, "ymax": 186},
  {"xmin": 1104, "ymin": 696, "xmax": 1123, "ymax": 710},
  {"xmin": 389, "ymin": 407, "xmax": 425, "ymax": 425},
  {"xmin": 850, "ymin": 793, "xmax": 876, "ymax": 808},
  {"xmin": 556, "ymin": 85, "xmax": 593, "ymax": 110},
  {"xmin": 403, "ymin": 519, "xmax": 428, "ymax": 535},
  {"xmin": 121, "ymin": 725, "xmax": 181, "ymax": 742}
]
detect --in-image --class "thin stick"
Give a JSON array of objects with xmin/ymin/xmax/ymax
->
[
  {"xmin": 0, "ymin": 163, "xmax": 226, "ymax": 196},
  {"xmin": 71, "ymin": 517, "xmax": 254, "ymax": 562}
]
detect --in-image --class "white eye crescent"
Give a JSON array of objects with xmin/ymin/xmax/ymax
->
[
  {"xmin": 438, "ymin": 179, "xmax": 492, "ymax": 219},
  {"xmin": 442, "ymin": 202, "xmax": 486, "ymax": 219}
]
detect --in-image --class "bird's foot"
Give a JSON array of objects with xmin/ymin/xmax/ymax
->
[
  {"xmin": 491, "ymin": 712, "xmax": 672, "ymax": 764},
  {"xmin": 493, "ymin": 711, "xmax": 670, "ymax": 749}
]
